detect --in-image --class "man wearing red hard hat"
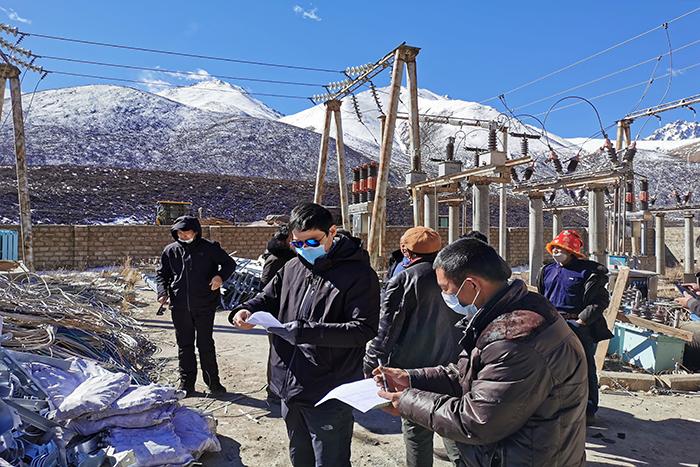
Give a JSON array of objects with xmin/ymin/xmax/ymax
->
[{"xmin": 537, "ymin": 229, "xmax": 612, "ymax": 424}]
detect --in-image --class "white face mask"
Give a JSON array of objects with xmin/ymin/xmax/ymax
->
[
  {"xmin": 441, "ymin": 278, "xmax": 481, "ymax": 319},
  {"xmin": 179, "ymin": 237, "xmax": 194, "ymax": 244}
]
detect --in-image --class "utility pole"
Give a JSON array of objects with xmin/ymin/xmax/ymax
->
[
  {"xmin": 313, "ymin": 99, "xmax": 350, "ymax": 229},
  {"xmin": 0, "ymin": 64, "xmax": 33, "ymax": 270},
  {"xmin": 368, "ymin": 45, "xmax": 421, "ymax": 269}
]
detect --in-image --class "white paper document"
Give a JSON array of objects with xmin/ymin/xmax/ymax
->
[
  {"xmin": 246, "ymin": 312, "xmax": 283, "ymax": 329},
  {"xmin": 315, "ymin": 378, "xmax": 390, "ymax": 413}
]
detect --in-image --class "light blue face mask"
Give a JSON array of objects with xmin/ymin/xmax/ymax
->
[
  {"xmin": 441, "ymin": 278, "xmax": 481, "ymax": 318},
  {"xmin": 295, "ymin": 244, "xmax": 327, "ymax": 265}
]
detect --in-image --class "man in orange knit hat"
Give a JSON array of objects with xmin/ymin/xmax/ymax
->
[
  {"xmin": 537, "ymin": 229, "xmax": 612, "ymax": 424},
  {"xmin": 365, "ymin": 227, "xmax": 464, "ymax": 467}
]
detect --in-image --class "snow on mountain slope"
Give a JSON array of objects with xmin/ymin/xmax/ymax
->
[
  {"xmin": 0, "ymin": 84, "xmax": 380, "ymax": 182},
  {"xmin": 280, "ymin": 86, "xmax": 572, "ymax": 173},
  {"xmin": 157, "ymin": 79, "xmax": 281, "ymax": 119},
  {"xmin": 646, "ymin": 120, "xmax": 700, "ymax": 141}
]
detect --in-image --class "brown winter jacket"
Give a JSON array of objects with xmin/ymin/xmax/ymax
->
[{"xmin": 397, "ymin": 280, "xmax": 588, "ymax": 467}]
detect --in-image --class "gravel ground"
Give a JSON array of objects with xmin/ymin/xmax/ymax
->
[{"xmin": 135, "ymin": 284, "xmax": 700, "ymax": 467}]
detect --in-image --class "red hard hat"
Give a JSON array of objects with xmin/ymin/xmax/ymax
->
[{"xmin": 546, "ymin": 230, "xmax": 586, "ymax": 259}]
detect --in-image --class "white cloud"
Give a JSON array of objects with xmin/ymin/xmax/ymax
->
[
  {"xmin": 0, "ymin": 6, "xmax": 31, "ymax": 24},
  {"xmin": 139, "ymin": 70, "xmax": 171, "ymax": 93},
  {"xmin": 166, "ymin": 68, "xmax": 211, "ymax": 82},
  {"xmin": 293, "ymin": 5, "xmax": 321, "ymax": 21},
  {"xmin": 138, "ymin": 68, "xmax": 214, "ymax": 93}
]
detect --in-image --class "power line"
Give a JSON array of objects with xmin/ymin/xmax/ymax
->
[
  {"xmin": 532, "ymin": 60, "xmax": 700, "ymax": 117},
  {"xmin": 44, "ymin": 69, "xmax": 311, "ymax": 100},
  {"xmin": 511, "ymin": 37, "xmax": 700, "ymax": 112},
  {"xmin": 38, "ymin": 55, "xmax": 326, "ymax": 87},
  {"xmin": 480, "ymin": 6, "xmax": 700, "ymax": 103},
  {"xmin": 18, "ymin": 29, "xmax": 343, "ymax": 74}
]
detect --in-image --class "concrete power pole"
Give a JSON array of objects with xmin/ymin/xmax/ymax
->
[{"xmin": 0, "ymin": 64, "xmax": 33, "ymax": 270}]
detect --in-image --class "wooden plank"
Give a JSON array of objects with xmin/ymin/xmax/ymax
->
[
  {"xmin": 616, "ymin": 312, "xmax": 693, "ymax": 343},
  {"xmin": 595, "ymin": 266, "xmax": 629, "ymax": 372}
]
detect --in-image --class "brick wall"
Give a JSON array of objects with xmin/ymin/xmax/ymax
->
[
  {"xmin": 2, "ymin": 224, "xmax": 278, "ymax": 270},
  {"xmin": 4, "ymin": 221, "xmax": 678, "ymax": 271}
]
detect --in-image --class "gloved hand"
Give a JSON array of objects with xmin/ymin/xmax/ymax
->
[{"xmin": 268, "ymin": 321, "xmax": 301, "ymax": 345}]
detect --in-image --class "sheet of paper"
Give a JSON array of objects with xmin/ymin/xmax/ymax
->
[
  {"xmin": 246, "ymin": 311, "xmax": 283, "ymax": 329},
  {"xmin": 315, "ymin": 378, "xmax": 390, "ymax": 413}
]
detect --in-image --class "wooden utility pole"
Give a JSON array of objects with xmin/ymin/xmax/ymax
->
[
  {"xmin": 330, "ymin": 100, "xmax": 350, "ymax": 230},
  {"xmin": 1, "ymin": 64, "xmax": 33, "ymax": 270},
  {"xmin": 368, "ymin": 45, "xmax": 420, "ymax": 269},
  {"xmin": 312, "ymin": 99, "xmax": 351, "ymax": 229},
  {"xmin": 313, "ymin": 103, "xmax": 334, "ymax": 204}
]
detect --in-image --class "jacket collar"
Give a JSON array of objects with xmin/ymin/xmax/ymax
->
[{"xmin": 458, "ymin": 280, "xmax": 529, "ymax": 352}]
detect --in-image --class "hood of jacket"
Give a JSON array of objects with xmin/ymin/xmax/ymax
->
[
  {"xmin": 171, "ymin": 216, "xmax": 202, "ymax": 241},
  {"xmin": 266, "ymin": 237, "xmax": 294, "ymax": 259}
]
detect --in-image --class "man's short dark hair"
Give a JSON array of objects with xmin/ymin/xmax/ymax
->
[
  {"xmin": 273, "ymin": 225, "xmax": 290, "ymax": 242},
  {"xmin": 434, "ymin": 238, "xmax": 511, "ymax": 284},
  {"xmin": 289, "ymin": 203, "xmax": 334, "ymax": 233},
  {"xmin": 460, "ymin": 230, "xmax": 488, "ymax": 243}
]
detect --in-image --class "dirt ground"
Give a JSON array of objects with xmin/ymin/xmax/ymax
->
[{"xmin": 135, "ymin": 285, "xmax": 700, "ymax": 467}]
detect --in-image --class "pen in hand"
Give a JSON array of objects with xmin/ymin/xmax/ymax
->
[{"xmin": 378, "ymin": 358, "xmax": 389, "ymax": 391}]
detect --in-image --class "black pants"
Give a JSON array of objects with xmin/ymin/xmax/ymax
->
[
  {"xmin": 402, "ymin": 417, "xmax": 465, "ymax": 467},
  {"xmin": 171, "ymin": 307, "xmax": 219, "ymax": 387},
  {"xmin": 567, "ymin": 320, "xmax": 598, "ymax": 415},
  {"xmin": 266, "ymin": 335, "xmax": 279, "ymax": 400},
  {"xmin": 281, "ymin": 399, "xmax": 354, "ymax": 467}
]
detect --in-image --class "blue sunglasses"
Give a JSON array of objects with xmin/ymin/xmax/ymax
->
[{"xmin": 290, "ymin": 234, "xmax": 326, "ymax": 249}]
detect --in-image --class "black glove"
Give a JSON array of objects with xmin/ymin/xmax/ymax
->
[{"xmin": 268, "ymin": 321, "xmax": 301, "ymax": 345}]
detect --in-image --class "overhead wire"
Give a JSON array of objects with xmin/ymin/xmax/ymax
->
[
  {"xmin": 480, "ymin": 5, "xmax": 700, "ymax": 103},
  {"xmin": 511, "ymin": 37, "xmax": 700, "ymax": 112},
  {"xmin": 37, "ymin": 55, "xmax": 325, "ymax": 87},
  {"xmin": 531, "ymin": 60, "xmax": 700, "ymax": 118},
  {"xmin": 19, "ymin": 29, "xmax": 343, "ymax": 73},
  {"xmin": 635, "ymin": 23, "xmax": 674, "ymax": 140},
  {"xmin": 42, "ymin": 70, "xmax": 311, "ymax": 100}
]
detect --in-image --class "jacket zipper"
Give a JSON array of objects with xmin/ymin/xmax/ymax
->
[
  {"xmin": 183, "ymin": 247, "xmax": 191, "ymax": 313},
  {"xmin": 281, "ymin": 274, "xmax": 320, "ymax": 398}
]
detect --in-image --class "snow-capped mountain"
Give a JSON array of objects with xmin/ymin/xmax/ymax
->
[
  {"xmin": 0, "ymin": 84, "xmax": 377, "ymax": 181},
  {"xmin": 280, "ymin": 86, "xmax": 571, "ymax": 174},
  {"xmin": 646, "ymin": 120, "xmax": 700, "ymax": 141},
  {"xmin": 157, "ymin": 79, "xmax": 281, "ymax": 119}
]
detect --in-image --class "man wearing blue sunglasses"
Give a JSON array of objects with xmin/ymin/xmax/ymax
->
[{"xmin": 231, "ymin": 202, "xmax": 380, "ymax": 467}]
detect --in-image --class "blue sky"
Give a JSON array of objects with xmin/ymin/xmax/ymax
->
[{"xmin": 1, "ymin": 1, "xmax": 699, "ymax": 137}]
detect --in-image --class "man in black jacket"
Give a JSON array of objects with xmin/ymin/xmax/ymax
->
[
  {"xmin": 260, "ymin": 225, "xmax": 295, "ymax": 287},
  {"xmin": 156, "ymin": 216, "xmax": 236, "ymax": 397},
  {"xmin": 375, "ymin": 239, "xmax": 587, "ymax": 466},
  {"xmin": 259, "ymin": 225, "xmax": 295, "ymax": 404},
  {"xmin": 537, "ymin": 229, "xmax": 611, "ymax": 422},
  {"xmin": 364, "ymin": 226, "xmax": 464, "ymax": 467},
  {"xmin": 231, "ymin": 203, "xmax": 380, "ymax": 467}
]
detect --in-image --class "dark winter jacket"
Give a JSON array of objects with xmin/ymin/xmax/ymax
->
[
  {"xmin": 155, "ymin": 216, "xmax": 237, "ymax": 312},
  {"xmin": 260, "ymin": 237, "xmax": 295, "ymax": 287},
  {"xmin": 538, "ymin": 258, "xmax": 613, "ymax": 342},
  {"xmin": 364, "ymin": 254, "xmax": 462, "ymax": 376},
  {"xmin": 397, "ymin": 280, "xmax": 588, "ymax": 467},
  {"xmin": 235, "ymin": 234, "xmax": 380, "ymax": 404},
  {"xmin": 385, "ymin": 249, "xmax": 406, "ymax": 284}
]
